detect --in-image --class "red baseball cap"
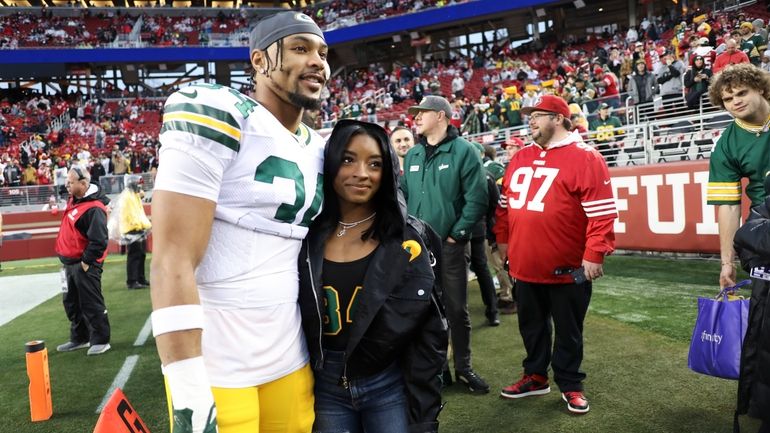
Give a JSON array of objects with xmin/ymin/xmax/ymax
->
[{"xmin": 520, "ymin": 95, "xmax": 571, "ymax": 119}]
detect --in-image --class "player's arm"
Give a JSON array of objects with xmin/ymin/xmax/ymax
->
[
  {"xmin": 580, "ymin": 152, "xmax": 617, "ymax": 280},
  {"xmin": 150, "ymin": 190, "xmax": 214, "ymax": 365},
  {"xmin": 717, "ymin": 204, "xmax": 740, "ymax": 288},
  {"xmin": 706, "ymin": 136, "xmax": 741, "ymax": 289},
  {"xmin": 149, "ymin": 87, "xmax": 237, "ymax": 433}
]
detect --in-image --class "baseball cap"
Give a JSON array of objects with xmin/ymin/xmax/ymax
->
[
  {"xmin": 698, "ymin": 37, "xmax": 710, "ymax": 45},
  {"xmin": 501, "ymin": 136, "xmax": 525, "ymax": 149},
  {"xmin": 249, "ymin": 11, "xmax": 324, "ymax": 52},
  {"xmin": 520, "ymin": 95, "xmax": 571, "ymax": 118},
  {"xmin": 407, "ymin": 95, "xmax": 453, "ymax": 118},
  {"xmin": 740, "ymin": 21, "xmax": 753, "ymax": 29},
  {"xmin": 599, "ymin": 103, "xmax": 610, "ymax": 110}
]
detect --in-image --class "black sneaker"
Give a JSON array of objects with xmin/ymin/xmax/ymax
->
[
  {"xmin": 455, "ymin": 369, "xmax": 490, "ymax": 394},
  {"xmin": 486, "ymin": 311, "xmax": 500, "ymax": 326}
]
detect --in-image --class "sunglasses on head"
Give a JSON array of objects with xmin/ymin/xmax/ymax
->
[{"xmin": 72, "ymin": 166, "xmax": 86, "ymax": 181}]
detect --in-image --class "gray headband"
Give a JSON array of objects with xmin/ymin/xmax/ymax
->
[{"xmin": 249, "ymin": 12, "xmax": 325, "ymax": 52}]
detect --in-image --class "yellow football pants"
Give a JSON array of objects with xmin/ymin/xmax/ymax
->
[{"xmin": 167, "ymin": 363, "xmax": 315, "ymax": 433}]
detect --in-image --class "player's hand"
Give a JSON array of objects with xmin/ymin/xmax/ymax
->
[
  {"xmin": 446, "ymin": 236, "xmax": 457, "ymax": 244},
  {"xmin": 165, "ymin": 357, "xmax": 219, "ymax": 433},
  {"xmin": 81, "ymin": 262, "xmax": 90, "ymax": 272},
  {"xmin": 582, "ymin": 260, "xmax": 604, "ymax": 281},
  {"xmin": 719, "ymin": 263, "xmax": 736, "ymax": 289}
]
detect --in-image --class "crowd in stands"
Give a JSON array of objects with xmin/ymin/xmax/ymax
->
[
  {"xmin": 0, "ymin": 9, "xmax": 130, "ymax": 48},
  {"xmin": 3, "ymin": 2, "xmax": 770, "ymax": 190},
  {"xmin": 0, "ymin": 0, "xmax": 456, "ymax": 49},
  {"xmin": 316, "ymin": 2, "xmax": 770, "ymax": 141},
  {"xmin": 0, "ymin": 94, "xmax": 160, "ymax": 191},
  {"xmin": 303, "ymin": 0, "xmax": 471, "ymax": 30},
  {"xmin": 0, "ymin": 0, "xmax": 464, "ymax": 49},
  {"xmin": 0, "ymin": 8, "xmax": 249, "ymax": 48}
]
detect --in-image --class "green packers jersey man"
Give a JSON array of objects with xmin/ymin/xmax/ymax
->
[{"xmin": 707, "ymin": 63, "xmax": 770, "ymax": 290}]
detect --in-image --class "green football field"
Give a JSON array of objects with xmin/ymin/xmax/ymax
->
[{"xmin": 0, "ymin": 255, "xmax": 761, "ymax": 433}]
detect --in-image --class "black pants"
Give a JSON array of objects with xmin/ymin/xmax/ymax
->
[
  {"xmin": 62, "ymin": 263, "xmax": 110, "ymax": 345},
  {"xmin": 442, "ymin": 240, "xmax": 473, "ymax": 371},
  {"xmin": 126, "ymin": 238, "xmax": 147, "ymax": 285},
  {"xmin": 469, "ymin": 235, "xmax": 498, "ymax": 316},
  {"xmin": 516, "ymin": 279, "xmax": 592, "ymax": 392}
]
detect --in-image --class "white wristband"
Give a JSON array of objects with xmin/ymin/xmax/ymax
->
[{"xmin": 151, "ymin": 304, "xmax": 205, "ymax": 337}]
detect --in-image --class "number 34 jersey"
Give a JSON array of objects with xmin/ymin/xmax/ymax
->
[
  {"xmin": 155, "ymin": 84, "xmax": 324, "ymax": 309},
  {"xmin": 493, "ymin": 131, "xmax": 617, "ymax": 284},
  {"xmin": 155, "ymin": 84, "xmax": 324, "ymax": 386}
]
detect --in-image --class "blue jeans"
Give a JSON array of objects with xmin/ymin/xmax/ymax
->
[{"xmin": 313, "ymin": 350, "xmax": 409, "ymax": 433}]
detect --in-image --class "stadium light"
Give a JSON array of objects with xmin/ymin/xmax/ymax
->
[{"xmin": 573, "ymin": 0, "xmax": 585, "ymax": 8}]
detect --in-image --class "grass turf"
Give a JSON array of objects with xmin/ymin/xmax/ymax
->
[{"xmin": 0, "ymin": 255, "xmax": 760, "ymax": 432}]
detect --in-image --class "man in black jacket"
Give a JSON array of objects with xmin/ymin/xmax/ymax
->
[
  {"xmin": 733, "ymin": 178, "xmax": 770, "ymax": 433},
  {"xmin": 54, "ymin": 166, "xmax": 111, "ymax": 356}
]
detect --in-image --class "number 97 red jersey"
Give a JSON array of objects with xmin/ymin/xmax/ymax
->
[{"xmin": 493, "ymin": 132, "xmax": 617, "ymax": 284}]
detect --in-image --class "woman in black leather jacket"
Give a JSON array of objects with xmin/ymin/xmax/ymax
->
[
  {"xmin": 298, "ymin": 119, "xmax": 448, "ymax": 433},
  {"xmin": 733, "ymin": 187, "xmax": 770, "ymax": 433}
]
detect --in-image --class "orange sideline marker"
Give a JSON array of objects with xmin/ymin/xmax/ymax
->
[
  {"xmin": 25, "ymin": 340, "xmax": 53, "ymax": 422},
  {"xmin": 93, "ymin": 388, "xmax": 151, "ymax": 433}
]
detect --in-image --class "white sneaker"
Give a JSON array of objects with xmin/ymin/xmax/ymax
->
[
  {"xmin": 87, "ymin": 343, "xmax": 111, "ymax": 356},
  {"xmin": 57, "ymin": 341, "xmax": 90, "ymax": 352}
]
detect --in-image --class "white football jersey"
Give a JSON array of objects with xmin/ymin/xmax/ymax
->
[{"xmin": 154, "ymin": 84, "xmax": 324, "ymax": 386}]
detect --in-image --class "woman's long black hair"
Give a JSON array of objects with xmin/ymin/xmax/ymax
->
[{"xmin": 314, "ymin": 119, "xmax": 405, "ymax": 241}]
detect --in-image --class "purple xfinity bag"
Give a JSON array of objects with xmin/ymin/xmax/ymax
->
[{"xmin": 687, "ymin": 280, "xmax": 750, "ymax": 380}]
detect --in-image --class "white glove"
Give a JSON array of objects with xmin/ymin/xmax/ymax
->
[{"xmin": 164, "ymin": 357, "xmax": 218, "ymax": 433}]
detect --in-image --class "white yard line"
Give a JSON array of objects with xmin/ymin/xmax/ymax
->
[
  {"xmin": 96, "ymin": 314, "xmax": 154, "ymax": 413},
  {"xmin": 96, "ymin": 355, "xmax": 140, "ymax": 414},
  {"xmin": 134, "ymin": 315, "xmax": 153, "ymax": 347}
]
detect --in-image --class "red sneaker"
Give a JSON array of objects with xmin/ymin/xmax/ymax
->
[
  {"xmin": 500, "ymin": 373, "xmax": 550, "ymax": 399},
  {"xmin": 562, "ymin": 391, "xmax": 590, "ymax": 414}
]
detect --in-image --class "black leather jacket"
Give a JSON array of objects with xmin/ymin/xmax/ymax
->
[
  {"xmin": 733, "ymin": 198, "xmax": 770, "ymax": 426},
  {"xmin": 298, "ymin": 217, "xmax": 448, "ymax": 433}
]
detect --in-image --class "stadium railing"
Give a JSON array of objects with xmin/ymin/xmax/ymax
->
[
  {"xmin": 626, "ymin": 93, "xmax": 719, "ymax": 126},
  {"xmin": 465, "ymin": 106, "xmax": 732, "ymax": 166},
  {"xmin": 0, "ymin": 173, "xmax": 155, "ymax": 210}
]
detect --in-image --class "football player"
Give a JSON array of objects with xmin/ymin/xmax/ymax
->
[{"xmin": 150, "ymin": 11, "xmax": 329, "ymax": 433}]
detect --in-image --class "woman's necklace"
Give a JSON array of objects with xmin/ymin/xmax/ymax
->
[{"xmin": 337, "ymin": 213, "xmax": 376, "ymax": 237}]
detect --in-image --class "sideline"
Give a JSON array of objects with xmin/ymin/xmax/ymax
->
[{"xmin": 0, "ymin": 272, "xmax": 60, "ymax": 326}]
